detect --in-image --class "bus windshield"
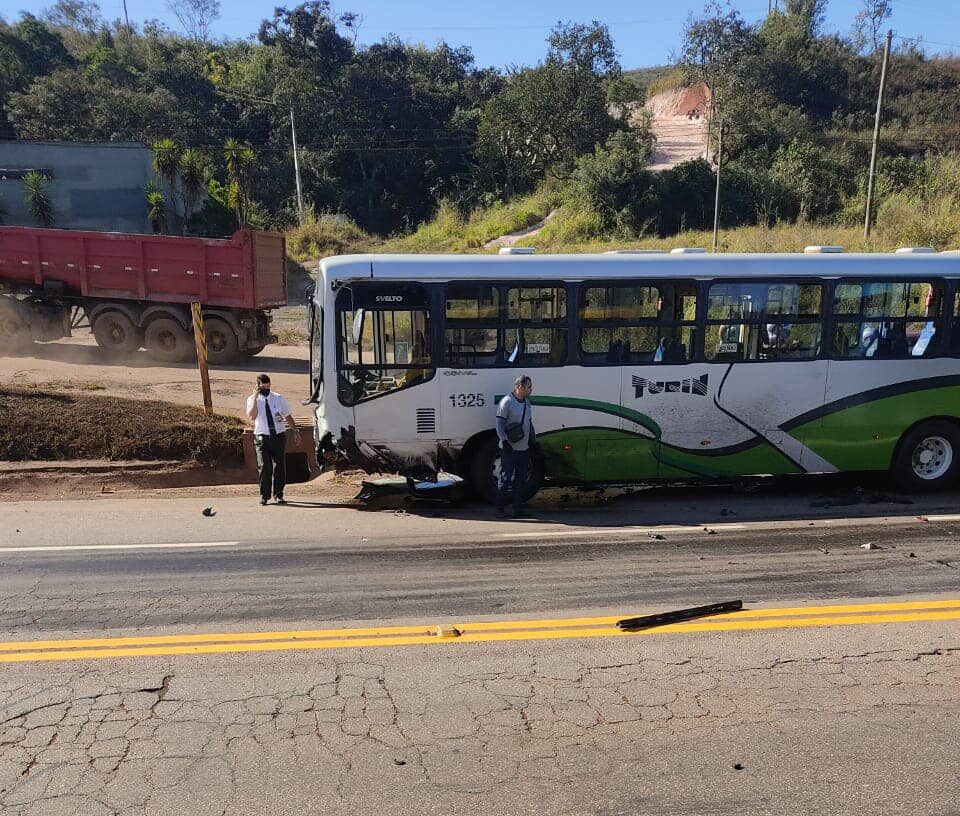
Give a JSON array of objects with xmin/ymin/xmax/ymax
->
[{"xmin": 335, "ymin": 283, "xmax": 433, "ymax": 406}]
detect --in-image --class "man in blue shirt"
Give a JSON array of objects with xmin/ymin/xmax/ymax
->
[{"xmin": 495, "ymin": 375, "xmax": 536, "ymax": 517}]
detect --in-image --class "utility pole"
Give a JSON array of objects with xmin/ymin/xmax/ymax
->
[
  {"xmin": 864, "ymin": 29, "xmax": 893, "ymax": 239},
  {"xmin": 122, "ymin": 0, "xmax": 130, "ymax": 28},
  {"xmin": 712, "ymin": 120, "xmax": 724, "ymax": 253},
  {"xmin": 290, "ymin": 107, "xmax": 304, "ymax": 225}
]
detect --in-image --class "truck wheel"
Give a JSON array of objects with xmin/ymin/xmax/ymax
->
[
  {"xmin": 92, "ymin": 311, "xmax": 142, "ymax": 356},
  {"xmin": 0, "ymin": 300, "xmax": 31, "ymax": 353},
  {"xmin": 145, "ymin": 317, "xmax": 193, "ymax": 363},
  {"xmin": 204, "ymin": 317, "xmax": 239, "ymax": 365},
  {"xmin": 892, "ymin": 420, "xmax": 960, "ymax": 492},
  {"xmin": 244, "ymin": 344, "xmax": 266, "ymax": 357},
  {"xmin": 468, "ymin": 436, "xmax": 545, "ymax": 505}
]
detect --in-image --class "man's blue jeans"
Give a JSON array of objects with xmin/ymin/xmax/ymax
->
[{"xmin": 496, "ymin": 445, "xmax": 530, "ymax": 513}]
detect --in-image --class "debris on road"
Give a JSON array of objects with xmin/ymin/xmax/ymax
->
[
  {"xmin": 733, "ymin": 763, "xmax": 744, "ymax": 771},
  {"xmin": 918, "ymin": 515, "xmax": 929, "ymax": 522},
  {"xmin": 202, "ymin": 507, "xmax": 216, "ymax": 517},
  {"xmin": 818, "ymin": 546, "xmax": 830, "ymax": 554},
  {"xmin": 860, "ymin": 542, "xmax": 879, "ymax": 550},
  {"xmin": 432, "ymin": 625, "xmax": 462, "ymax": 638},
  {"xmin": 648, "ymin": 533, "xmax": 666, "ymax": 540},
  {"xmin": 616, "ymin": 600, "xmax": 743, "ymax": 632}
]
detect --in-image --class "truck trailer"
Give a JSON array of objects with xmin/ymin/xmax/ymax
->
[{"xmin": 0, "ymin": 226, "xmax": 287, "ymax": 364}]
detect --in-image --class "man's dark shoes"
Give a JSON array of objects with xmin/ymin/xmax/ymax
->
[
  {"xmin": 259, "ymin": 498, "xmax": 269, "ymax": 506},
  {"xmin": 274, "ymin": 495, "xmax": 287, "ymax": 505}
]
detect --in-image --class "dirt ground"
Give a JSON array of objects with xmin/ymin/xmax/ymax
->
[{"xmin": 1, "ymin": 323, "xmax": 312, "ymax": 422}]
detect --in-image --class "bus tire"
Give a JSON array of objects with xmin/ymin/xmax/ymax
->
[
  {"xmin": 204, "ymin": 317, "xmax": 239, "ymax": 365},
  {"xmin": 469, "ymin": 437, "xmax": 545, "ymax": 505},
  {"xmin": 92, "ymin": 310, "xmax": 142, "ymax": 356},
  {"xmin": 892, "ymin": 420, "xmax": 960, "ymax": 491},
  {"xmin": 145, "ymin": 317, "xmax": 193, "ymax": 363}
]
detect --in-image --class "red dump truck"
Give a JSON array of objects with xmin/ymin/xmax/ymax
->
[{"xmin": 0, "ymin": 226, "xmax": 287, "ymax": 364}]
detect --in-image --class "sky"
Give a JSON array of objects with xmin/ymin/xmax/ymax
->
[{"xmin": 2, "ymin": 0, "xmax": 959, "ymax": 69}]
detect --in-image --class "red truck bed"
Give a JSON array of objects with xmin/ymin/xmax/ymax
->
[{"xmin": 0, "ymin": 227, "xmax": 286, "ymax": 309}]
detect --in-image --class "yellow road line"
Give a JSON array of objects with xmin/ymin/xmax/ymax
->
[
  {"xmin": 2, "ymin": 598, "xmax": 960, "ymax": 654},
  {"xmin": 1, "ymin": 605, "xmax": 958, "ymax": 664}
]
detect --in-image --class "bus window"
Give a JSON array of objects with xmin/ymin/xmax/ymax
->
[
  {"xmin": 579, "ymin": 282, "xmax": 697, "ymax": 365},
  {"xmin": 833, "ymin": 281, "xmax": 939, "ymax": 358},
  {"xmin": 445, "ymin": 284, "xmax": 500, "ymax": 320},
  {"xmin": 507, "ymin": 287, "xmax": 566, "ymax": 322},
  {"xmin": 444, "ymin": 327, "xmax": 498, "ymax": 367},
  {"xmin": 706, "ymin": 282, "xmax": 822, "ymax": 361},
  {"xmin": 336, "ymin": 286, "xmax": 433, "ymax": 406}
]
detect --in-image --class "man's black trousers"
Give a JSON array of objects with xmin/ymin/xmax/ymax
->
[{"xmin": 255, "ymin": 433, "xmax": 287, "ymax": 501}]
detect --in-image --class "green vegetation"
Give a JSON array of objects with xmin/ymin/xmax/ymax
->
[
  {"xmin": 2, "ymin": 0, "xmax": 960, "ymax": 255},
  {"xmin": 0, "ymin": 386, "xmax": 244, "ymax": 463},
  {"xmin": 22, "ymin": 169, "xmax": 53, "ymax": 226}
]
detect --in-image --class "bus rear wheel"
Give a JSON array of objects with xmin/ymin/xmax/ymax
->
[
  {"xmin": 892, "ymin": 420, "xmax": 960, "ymax": 491},
  {"xmin": 469, "ymin": 436, "xmax": 545, "ymax": 505}
]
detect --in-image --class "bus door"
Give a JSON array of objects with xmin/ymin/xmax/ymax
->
[
  {"xmin": 702, "ymin": 281, "xmax": 829, "ymax": 476},
  {"xmin": 335, "ymin": 282, "xmax": 438, "ymax": 463}
]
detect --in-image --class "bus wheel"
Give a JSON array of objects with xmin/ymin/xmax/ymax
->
[
  {"xmin": 469, "ymin": 437, "xmax": 545, "ymax": 505},
  {"xmin": 92, "ymin": 311, "xmax": 142, "ymax": 356},
  {"xmin": 893, "ymin": 420, "xmax": 960, "ymax": 491}
]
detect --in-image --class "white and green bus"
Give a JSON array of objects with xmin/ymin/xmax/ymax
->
[{"xmin": 305, "ymin": 247, "xmax": 960, "ymax": 501}]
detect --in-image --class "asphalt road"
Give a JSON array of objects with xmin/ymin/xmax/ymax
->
[{"xmin": 1, "ymin": 480, "xmax": 959, "ymax": 815}]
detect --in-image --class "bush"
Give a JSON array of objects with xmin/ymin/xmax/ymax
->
[{"xmin": 286, "ymin": 209, "xmax": 372, "ymax": 262}]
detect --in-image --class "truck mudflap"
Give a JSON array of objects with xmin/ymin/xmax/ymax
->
[{"xmin": 319, "ymin": 426, "xmax": 460, "ymax": 482}]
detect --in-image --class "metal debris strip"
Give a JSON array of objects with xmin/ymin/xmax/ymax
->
[{"xmin": 616, "ymin": 600, "xmax": 744, "ymax": 632}]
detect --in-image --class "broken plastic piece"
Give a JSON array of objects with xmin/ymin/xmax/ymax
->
[
  {"xmin": 616, "ymin": 600, "xmax": 743, "ymax": 632},
  {"xmin": 432, "ymin": 625, "xmax": 462, "ymax": 638}
]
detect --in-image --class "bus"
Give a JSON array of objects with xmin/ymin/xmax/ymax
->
[{"xmin": 305, "ymin": 247, "xmax": 960, "ymax": 502}]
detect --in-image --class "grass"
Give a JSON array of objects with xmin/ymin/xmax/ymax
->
[
  {"xmin": 0, "ymin": 387, "xmax": 245, "ymax": 464},
  {"xmin": 381, "ymin": 188, "xmax": 560, "ymax": 253}
]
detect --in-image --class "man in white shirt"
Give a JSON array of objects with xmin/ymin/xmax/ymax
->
[{"xmin": 245, "ymin": 374, "xmax": 300, "ymax": 505}]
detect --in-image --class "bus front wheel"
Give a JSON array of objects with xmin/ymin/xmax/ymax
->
[
  {"xmin": 892, "ymin": 420, "xmax": 960, "ymax": 491},
  {"xmin": 469, "ymin": 437, "xmax": 545, "ymax": 505}
]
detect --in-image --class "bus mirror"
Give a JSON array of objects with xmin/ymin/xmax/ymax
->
[{"xmin": 351, "ymin": 309, "xmax": 365, "ymax": 344}]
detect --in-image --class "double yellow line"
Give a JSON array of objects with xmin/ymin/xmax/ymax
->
[{"xmin": 2, "ymin": 598, "xmax": 959, "ymax": 664}]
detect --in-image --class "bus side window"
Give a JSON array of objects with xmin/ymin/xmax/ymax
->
[{"xmin": 834, "ymin": 281, "xmax": 940, "ymax": 359}]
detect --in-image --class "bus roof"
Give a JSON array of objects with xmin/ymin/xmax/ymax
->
[{"xmin": 319, "ymin": 252, "xmax": 960, "ymax": 282}]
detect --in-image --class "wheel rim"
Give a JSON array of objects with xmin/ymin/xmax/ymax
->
[
  {"xmin": 157, "ymin": 329, "xmax": 177, "ymax": 352},
  {"xmin": 911, "ymin": 435, "xmax": 953, "ymax": 480},
  {"xmin": 208, "ymin": 330, "xmax": 227, "ymax": 354},
  {"xmin": 107, "ymin": 323, "xmax": 127, "ymax": 345}
]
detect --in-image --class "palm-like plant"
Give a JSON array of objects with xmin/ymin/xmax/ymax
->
[
  {"xmin": 223, "ymin": 138, "xmax": 256, "ymax": 227},
  {"xmin": 23, "ymin": 171, "xmax": 54, "ymax": 227},
  {"xmin": 145, "ymin": 182, "xmax": 168, "ymax": 234},
  {"xmin": 152, "ymin": 139, "xmax": 181, "ymax": 226},
  {"xmin": 179, "ymin": 148, "xmax": 209, "ymax": 221}
]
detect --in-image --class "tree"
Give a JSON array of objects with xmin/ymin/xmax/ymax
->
[
  {"xmin": 678, "ymin": 2, "xmax": 756, "ymax": 126},
  {"xmin": 476, "ymin": 21, "xmax": 621, "ymax": 196},
  {"xmin": 145, "ymin": 183, "xmax": 168, "ymax": 233},
  {"xmin": 223, "ymin": 138, "xmax": 256, "ymax": 227},
  {"xmin": 42, "ymin": 1, "xmax": 104, "ymax": 34},
  {"xmin": 853, "ymin": 0, "xmax": 892, "ymax": 54},
  {"xmin": 153, "ymin": 139, "xmax": 180, "ymax": 225},
  {"xmin": 166, "ymin": 0, "xmax": 220, "ymax": 43},
  {"xmin": 23, "ymin": 170, "xmax": 54, "ymax": 226},
  {"xmin": 783, "ymin": 0, "xmax": 828, "ymax": 37},
  {"xmin": 179, "ymin": 148, "xmax": 209, "ymax": 220}
]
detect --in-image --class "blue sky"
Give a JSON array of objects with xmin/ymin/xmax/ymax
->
[{"xmin": 2, "ymin": 0, "xmax": 958, "ymax": 69}]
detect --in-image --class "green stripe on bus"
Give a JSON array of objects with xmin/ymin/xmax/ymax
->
[{"xmin": 497, "ymin": 394, "xmax": 662, "ymax": 439}]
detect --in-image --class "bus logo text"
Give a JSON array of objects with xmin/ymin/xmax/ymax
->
[
  {"xmin": 375, "ymin": 295, "xmax": 403, "ymax": 302},
  {"xmin": 632, "ymin": 373, "xmax": 709, "ymax": 398}
]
